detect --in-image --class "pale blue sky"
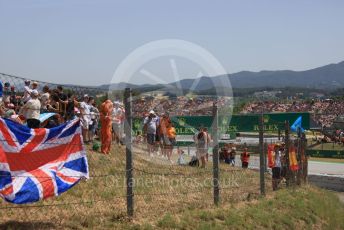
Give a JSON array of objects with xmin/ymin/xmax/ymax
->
[{"xmin": 0, "ymin": 0, "xmax": 343, "ymax": 85}]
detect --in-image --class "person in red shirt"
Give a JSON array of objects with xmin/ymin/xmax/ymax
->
[{"xmin": 240, "ymin": 147, "xmax": 250, "ymax": 169}]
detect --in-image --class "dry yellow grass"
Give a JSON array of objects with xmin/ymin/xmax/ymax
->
[{"xmin": 0, "ymin": 144, "xmax": 269, "ymax": 229}]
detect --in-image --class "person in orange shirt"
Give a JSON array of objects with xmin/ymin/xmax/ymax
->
[
  {"xmin": 158, "ymin": 113, "xmax": 170, "ymax": 158},
  {"xmin": 164, "ymin": 120, "xmax": 176, "ymax": 163},
  {"xmin": 100, "ymin": 99, "xmax": 113, "ymax": 154}
]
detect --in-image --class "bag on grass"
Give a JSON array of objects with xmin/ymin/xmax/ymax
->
[
  {"xmin": 188, "ymin": 156, "xmax": 199, "ymax": 167},
  {"xmin": 93, "ymin": 141, "xmax": 100, "ymax": 151}
]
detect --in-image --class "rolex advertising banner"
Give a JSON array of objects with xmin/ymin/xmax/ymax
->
[
  {"xmin": 219, "ymin": 112, "xmax": 310, "ymax": 133},
  {"xmin": 132, "ymin": 112, "xmax": 310, "ymax": 145},
  {"xmin": 171, "ymin": 116, "xmax": 213, "ymax": 143}
]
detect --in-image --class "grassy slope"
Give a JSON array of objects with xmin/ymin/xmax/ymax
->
[
  {"xmin": 151, "ymin": 186, "xmax": 344, "ymax": 230},
  {"xmin": 0, "ymin": 146, "xmax": 343, "ymax": 229}
]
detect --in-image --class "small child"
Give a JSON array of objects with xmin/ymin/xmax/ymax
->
[{"xmin": 177, "ymin": 149, "xmax": 186, "ymax": 165}]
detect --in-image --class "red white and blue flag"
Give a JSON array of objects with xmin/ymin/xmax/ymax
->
[{"xmin": 0, "ymin": 118, "xmax": 89, "ymax": 204}]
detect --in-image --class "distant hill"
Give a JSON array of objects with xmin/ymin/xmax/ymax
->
[{"xmin": 102, "ymin": 61, "xmax": 344, "ymax": 92}]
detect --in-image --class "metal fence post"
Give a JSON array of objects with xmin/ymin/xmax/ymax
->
[
  {"xmin": 303, "ymin": 137, "xmax": 308, "ymax": 183},
  {"xmin": 259, "ymin": 114, "xmax": 265, "ymax": 196},
  {"xmin": 124, "ymin": 88, "xmax": 134, "ymax": 217},
  {"xmin": 285, "ymin": 120, "xmax": 290, "ymax": 187},
  {"xmin": 264, "ymin": 142, "xmax": 268, "ymax": 172},
  {"xmin": 212, "ymin": 103, "xmax": 220, "ymax": 205}
]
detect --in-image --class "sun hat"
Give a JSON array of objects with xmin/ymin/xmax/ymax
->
[{"xmin": 31, "ymin": 90, "xmax": 39, "ymax": 97}]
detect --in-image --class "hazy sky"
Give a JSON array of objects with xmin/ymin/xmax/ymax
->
[{"xmin": 0, "ymin": 0, "xmax": 344, "ymax": 86}]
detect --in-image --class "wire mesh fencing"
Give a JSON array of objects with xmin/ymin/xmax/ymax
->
[{"xmin": 0, "ymin": 72, "xmax": 106, "ymax": 99}]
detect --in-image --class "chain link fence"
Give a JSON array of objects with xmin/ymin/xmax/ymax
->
[{"xmin": 0, "ymin": 72, "xmax": 106, "ymax": 98}]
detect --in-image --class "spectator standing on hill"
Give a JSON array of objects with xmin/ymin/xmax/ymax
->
[
  {"xmin": 112, "ymin": 101, "xmax": 124, "ymax": 144},
  {"xmin": 240, "ymin": 147, "xmax": 250, "ymax": 168},
  {"xmin": 165, "ymin": 119, "xmax": 176, "ymax": 163},
  {"xmin": 100, "ymin": 99, "xmax": 113, "ymax": 154},
  {"xmin": 154, "ymin": 113, "xmax": 161, "ymax": 153},
  {"xmin": 10, "ymin": 85, "xmax": 20, "ymax": 109},
  {"xmin": 59, "ymin": 92, "xmax": 76, "ymax": 121},
  {"xmin": 56, "ymin": 85, "xmax": 67, "ymax": 118},
  {"xmin": 272, "ymin": 145, "xmax": 282, "ymax": 191},
  {"xmin": 229, "ymin": 147, "xmax": 236, "ymax": 166},
  {"xmin": 221, "ymin": 143, "xmax": 230, "ymax": 163},
  {"xmin": 9, "ymin": 86, "xmax": 18, "ymax": 107},
  {"xmin": 47, "ymin": 94, "xmax": 60, "ymax": 113},
  {"xmin": 159, "ymin": 113, "xmax": 171, "ymax": 158},
  {"xmin": 22, "ymin": 80, "xmax": 32, "ymax": 104},
  {"xmin": 280, "ymin": 144, "xmax": 288, "ymax": 181},
  {"xmin": 88, "ymin": 96, "xmax": 98, "ymax": 142},
  {"xmin": 203, "ymin": 127, "xmax": 212, "ymax": 162},
  {"xmin": 80, "ymin": 94, "xmax": 91, "ymax": 143},
  {"xmin": 40, "ymin": 85, "xmax": 50, "ymax": 112},
  {"xmin": 196, "ymin": 127, "xmax": 210, "ymax": 168},
  {"xmin": 143, "ymin": 110, "xmax": 159, "ymax": 157},
  {"xmin": 20, "ymin": 90, "xmax": 41, "ymax": 128}
]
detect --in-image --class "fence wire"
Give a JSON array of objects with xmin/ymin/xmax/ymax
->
[{"xmin": 0, "ymin": 72, "xmax": 106, "ymax": 98}]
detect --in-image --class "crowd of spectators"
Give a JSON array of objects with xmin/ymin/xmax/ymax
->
[
  {"xmin": 241, "ymin": 99, "xmax": 344, "ymax": 128},
  {"xmin": 4, "ymin": 78, "xmax": 344, "ymax": 136},
  {"xmin": 132, "ymin": 96, "xmax": 344, "ymax": 129},
  {"xmin": 132, "ymin": 96, "xmax": 230, "ymax": 118},
  {"xmin": 0, "ymin": 79, "xmax": 100, "ymax": 142}
]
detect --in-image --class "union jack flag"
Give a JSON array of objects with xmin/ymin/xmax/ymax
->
[{"xmin": 0, "ymin": 118, "xmax": 89, "ymax": 204}]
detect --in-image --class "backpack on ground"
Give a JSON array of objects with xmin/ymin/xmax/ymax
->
[{"xmin": 188, "ymin": 156, "xmax": 199, "ymax": 167}]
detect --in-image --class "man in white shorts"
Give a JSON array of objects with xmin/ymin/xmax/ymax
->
[
  {"xmin": 112, "ymin": 101, "xmax": 124, "ymax": 144},
  {"xmin": 80, "ymin": 94, "xmax": 91, "ymax": 143}
]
